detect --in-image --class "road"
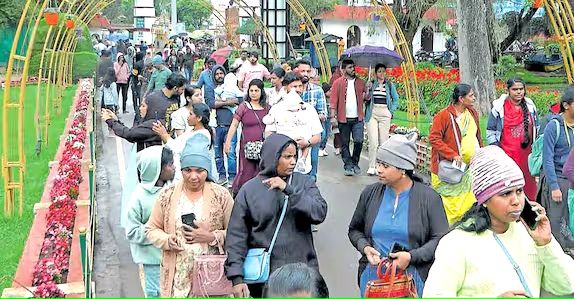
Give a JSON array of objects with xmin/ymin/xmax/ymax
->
[{"xmin": 91, "ymin": 96, "xmax": 566, "ymax": 298}]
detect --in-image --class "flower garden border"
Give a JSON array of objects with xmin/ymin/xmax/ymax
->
[{"xmin": 2, "ymin": 79, "xmax": 96, "ymax": 298}]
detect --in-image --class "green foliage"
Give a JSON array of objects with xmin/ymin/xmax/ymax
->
[
  {"xmin": 72, "ymin": 52, "xmax": 98, "ymax": 81},
  {"xmin": 103, "ymin": 0, "xmax": 135, "ymax": 23},
  {"xmin": 290, "ymin": 0, "xmax": 337, "ymax": 32},
  {"xmin": 494, "ymin": 54, "xmax": 518, "ymax": 80},
  {"xmin": 414, "ymin": 62, "xmax": 439, "ymax": 70},
  {"xmin": 177, "ymin": 0, "xmax": 212, "ymax": 31},
  {"xmin": 0, "ymin": 0, "xmax": 23, "ymax": 28},
  {"xmin": 529, "ymin": 90, "xmax": 560, "ymax": 117},
  {"xmin": 237, "ymin": 19, "xmax": 257, "ymax": 35}
]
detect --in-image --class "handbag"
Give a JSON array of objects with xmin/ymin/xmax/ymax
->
[
  {"xmin": 243, "ymin": 102, "xmax": 265, "ymax": 161},
  {"xmin": 243, "ymin": 177, "xmax": 291, "ymax": 284},
  {"xmin": 493, "ymin": 232, "xmax": 533, "ymax": 298},
  {"xmin": 438, "ymin": 113, "xmax": 465, "ymax": 184},
  {"xmin": 191, "ymin": 239, "xmax": 233, "ymax": 297},
  {"xmin": 365, "ymin": 258, "xmax": 418, "ymax": 298}
]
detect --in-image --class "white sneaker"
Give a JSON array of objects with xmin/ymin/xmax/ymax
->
[
  {"xmin": 334, "ymin": 148, "xmax": 341, "ymax": 155},
  {"xmin": 318, "ymin": 149, "xmax": 328, "ymax": 157},
  {"xmin": 367, "ymin": 168, "xmax": 377, "ymax": 176}
]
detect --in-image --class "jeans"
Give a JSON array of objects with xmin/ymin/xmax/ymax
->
[
  {"xmin": 338, "ymin": 118, "xmax": 364, "ymax": 170},
  {"xmin": 116, "ymin": 83, "xmax": 129, "ymax": 112},
  {"xmin": 132, "ymin": 83, "xmax": 142, "ymax": 121},
  {"xmin": 214, "ymin": 126, "xmax": 237, "ymax": 180},
  {"xmin": 320, "ymin": 119, "xmax": 330, "ymax": 149},
  {"xmin": 141, "ymin": 264, "xmax": 160, "ymax": 298},
  {"xmin": 310, "ymin": 145, "xmax": 319, "ymax": 181},
  {"xmin": 184, "ymin": 66, "xmax": 193, "ymax": 83}
]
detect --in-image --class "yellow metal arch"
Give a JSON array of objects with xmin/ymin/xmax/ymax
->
[
  {"xmin": 544, "ymin": 0, "xmax": 574, "ymax": 83},
  {"xmin": 2, "ymin": 0, "xmax": 115, "ymax": 216},
  {"xmin": 371, "ymin": 0, "xmax": 420, "ymax": 123}
]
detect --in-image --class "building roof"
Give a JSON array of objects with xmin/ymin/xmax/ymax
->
[
  {"xmin": 316, "ymin": 5, "xmax": 455, "ymax": 22},
  {"xmin": 89, "ymin": 14, "xmax": 111, "ymax": 29}
]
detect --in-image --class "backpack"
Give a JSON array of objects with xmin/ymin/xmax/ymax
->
[{"xmin": 528, "ymin": 119, "xmax": 559, "ymax": 176}]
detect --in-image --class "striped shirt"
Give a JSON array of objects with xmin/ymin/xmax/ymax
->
[{"xmin": 373, "ymin": 84, "xmax": 387, "ymax": 105}]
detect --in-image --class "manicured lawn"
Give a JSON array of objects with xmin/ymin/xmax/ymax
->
[
  {"xmin": 515, "ymin": 67, "xmax": 567, "ymax": 85},
  {"xmin": 0, "ymin": 84, "xmax": 75, "ymax": 293}
]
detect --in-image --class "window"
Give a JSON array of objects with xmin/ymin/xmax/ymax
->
[{"xmin": 135, "ymin": 17, "xmax": 145, "ymax": 28}]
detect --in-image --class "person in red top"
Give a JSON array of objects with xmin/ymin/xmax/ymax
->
[
  {"xmin": 487, "ymin": 78, "xmax": 539, "ymax": 200},
  {"xmin": 329, "ymin": 59, "xmax": 368, "ymax": 176}
]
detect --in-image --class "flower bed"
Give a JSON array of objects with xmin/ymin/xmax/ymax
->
[{"xmin": 2, "ymin": 79, "xmax": 94, "ymax": 298}]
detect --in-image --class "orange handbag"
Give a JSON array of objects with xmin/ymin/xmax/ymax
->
[{"xmin": 364, "ymin": 258, "xmax": 418, "ymax": 298}]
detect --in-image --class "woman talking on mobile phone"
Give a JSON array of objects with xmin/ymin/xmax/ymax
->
[
  {"xmin": 423, "ymin": 146, "xmax": 574, "ymax": 298},
  {"xmin": 348, "ymin": 132, "xmax": 449, "ymax": 297},
  {"xmin": 145, "ymin": 133, "xmax": 234, "ymax": 297}
]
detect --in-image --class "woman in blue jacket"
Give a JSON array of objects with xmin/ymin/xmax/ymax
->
[
  {"xmin": 539, "ymin": 86, "xmax": 574, "ymax": 251},
  {"xmin": 365, "ymin": 64, "xmax": 399, "ymax": 176}
]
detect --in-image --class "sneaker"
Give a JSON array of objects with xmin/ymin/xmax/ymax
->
[
  {"xmin": 312, "ymin": 225, "xmax": 319, "ymax": 232},
  {"xmin": 334, "ymin": 148, "xmax": 341, "ymax": 155},
  {"xmin": 318, "ymin": 149, "xmax": 328, "ymax": 157},
  {"xmin": 344, "ymin": 168, "xmax": 354, "ymax": 176},
  {"xmin": 367, "ymin": 167, "xmax": 377, "ymax": 176},
  {"xmin": 353, "ymin": 165, "xmax": 361, "ymax": 175},
  {"xmin": 227, "ymin": 177, "xmax": 235, "ymax": 188},
  {"xmin": 217, "ymin": 177, "xmax": 228, "ymax": 185}
]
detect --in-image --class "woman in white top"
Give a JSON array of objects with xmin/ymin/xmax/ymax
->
[
  {"xmin": 169, "ymin": 86, "xmax": 204, "ymax": 137},
  {"xmin": 265, "ymin": 67, "xmax": 286, "ymax": 106},
  {"xmin": 153, "ymin": 103, "xmax": 215, "ymax": 182}
]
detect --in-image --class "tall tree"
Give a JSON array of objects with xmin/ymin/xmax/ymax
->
[
  {"xmin": 102, "ymin": 0, "xmax": 135, "ymax": 23},
  {"xmin": 177, "ymin": 0, "xmax": 212, "ymax": 31},
  {"xmin": 497, "ymin": 5, "xmax": 539, "ymax": 54},
  {"xmin": 390, "ymin": 0, "xmax": 440, "ymax": 56},
  {"xmin": 291, "ymin": 0, "xmax": 338, "ymax": 32},
  {"xmin": 457, "ymin": 0, "xmax": 496, "ymax": 115},
  {"xmin": 0, "ymin": 0, "xmax": 24, "ymax": 28}
]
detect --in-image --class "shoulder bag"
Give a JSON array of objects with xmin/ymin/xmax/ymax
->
[
  {"xmin": 492, "ymin": 232, "xmax": 533, "ymax": 298},
  {"xmin": 243, "ymin": 176, "xmax": 291, "ymax": 284},
  {"xmin": 243, "ymin": 102, "xmax": 265, "ymax": 161},
  {"xmin": 191, "ymin": 237, "xmax": 234, "ymax": 297},
  {"xmin": 365, "ymin": 258, "xmax": 418, "ymax": 298},
  {"xmin": 438, "ymin": 113, "xmax": 465, "ymax": 184}
]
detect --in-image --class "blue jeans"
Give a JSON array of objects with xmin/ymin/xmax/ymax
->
[
  {"xmin": 310, "ymin": 145, "xmax": 319, "ymax": 181},
  {"xmin": 184, "ymin": 66, "xmax": 193, "ymax": 83},
  {"xmin": 214, "ymin": 126, "xmax": 237, "ymax": 180},
  {"xmin": 320, "ymin": 119, "xmax": 330, "ymax": 149},
  {"xmin": 142, "ymin": 264, "xmax": 160, "ymax": 298}
]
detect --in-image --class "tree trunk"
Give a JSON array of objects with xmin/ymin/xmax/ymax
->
[
  {"xmin": 485, "ymin": 0, "xmax": 499, "ymax": 63},
  {"xmin": 457, "ymin": 0, "xmax": 496, "ymax": 115},
  {"xmin": 498, "ymin": 7, "xmax": 538, "ymax": 54}
]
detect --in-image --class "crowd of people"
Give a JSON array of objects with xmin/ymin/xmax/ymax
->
[{"xmin": 95, "ymin": 40, "xmax": 574, "ymax": 298}]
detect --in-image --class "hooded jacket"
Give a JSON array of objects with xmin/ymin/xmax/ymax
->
[
  {"xmin": 198, "ymin": 64, "xmax": 223, "ymax": 105},
  {"xmin": 486, "ymin": 94, "xmax": 539, "ymax": 145},
  {"xmin": 125, "ymin": 146, "xmax": 164, "ymax": 265},
  {"xmin": 542, "ymin": 114, "xmax": 574, "ymax": 190},
  {"xmin": 225, "ymin": 134, "xmax": 328, "ymax": 285},
  {"xmin": 106, "ymin": 92, "xmax": 170, "ymax": 151},
  {"xmin": 114, "ymin": 52, "xmax": 130, "ymax": 84}
]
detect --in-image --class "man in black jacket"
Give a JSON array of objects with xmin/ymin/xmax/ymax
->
[{"xmin": 225, "ymin": 134, "xmax": 328, "ymax": 298}]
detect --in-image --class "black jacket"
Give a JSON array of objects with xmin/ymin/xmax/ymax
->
[
  {"xmin": 348, "ymin": 181, "xmax": 448, "ymax": 283},
  {"xmin": 225, "ymin": 134, "xmax": 328, "ymax": 285},
  {"xmin": 106, "ymin": 118, "xmax": 163, "ymax": 152}
]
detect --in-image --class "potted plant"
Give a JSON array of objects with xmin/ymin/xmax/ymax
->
[
  {"xmin": 533, "ymin": 0, "xmax": 544, "ymax": 9},
  {"xmin": 44, "ymin": 7, "xmax": 60, "ymax": 26},
  {"xmin": 65, "ymin": 18, "xmax": 75, "ymax": 29}
]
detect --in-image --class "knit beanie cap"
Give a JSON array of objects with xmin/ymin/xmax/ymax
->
[
  {"xmin": 470, "ymin": 145, "xmax": 525, "ymax": 205},
  {"xmin": 376, "ymin": 132, "xmax": 418, "ymax": 170},
  {"xmin": 180, "ymin": 133, "xmax": 214, "ymax": 181},
  {"xmin": 151, "ymin": 55, "xmax": 163, "ymax": 66}
]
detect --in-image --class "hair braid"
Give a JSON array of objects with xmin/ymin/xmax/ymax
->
[{"xmin": 519, "ymin": 99, "xmax": 531, "ymax": 148}]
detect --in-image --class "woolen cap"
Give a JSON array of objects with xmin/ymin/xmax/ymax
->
[
  {"xmin": 180, "ymin": 133, "xmax": 214, "ymax": 181},
  {"xmin": 151, "ymin": 55, "xmax": 163, "ymax": 66},
  {"xmin": 376, "ymin": 132, "xmax": 418, "ymax": 170},
  {"xmin": 470, "ymin": 145, "xmax": 525, "ymax": 204}
]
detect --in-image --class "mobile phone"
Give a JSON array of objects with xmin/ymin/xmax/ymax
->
[
  {"xmin": 389, "ymin": 242, "xmax": 408, "ymax": 255},
  {"xmin": 154, "ymin": 111, "xmax": 159, "ymax": 121},
  {"xmin": 181, "ymin": 213, "xmax": 197, "ymax": 228},
  {"xmin": 520, "ymin": 201, "xmax": 540, "ymax": 230}
]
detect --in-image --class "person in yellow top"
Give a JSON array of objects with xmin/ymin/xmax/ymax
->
[
  {"xmin": 428, "ymin": 84, "xmax": 482, "ymax": 224},
  {"xmin": 423, "ymin": 146, "xmax": 574, "ymax": 298},
  {"xmin": 337, "ymin": 38, "xmax": 345, "ymax": 59}
]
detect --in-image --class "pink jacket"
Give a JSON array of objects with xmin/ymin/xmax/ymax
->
[{"xmin": 113, "ymin": 52, "xmax": 130, "ymax": 84}]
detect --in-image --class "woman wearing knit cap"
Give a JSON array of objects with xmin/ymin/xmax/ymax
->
[
  {"xmin": 537, "ymin": 86, "xmax": 574, "ymax": 251},
  {"xmin": 429, "ymin": 84, "xmax": 482, "ymax": 224},
  {"xmin": 348, "ymin": 132, "xmax": 449, "ymax": 297},
  {"xmin": 145, "ymin": 133, "xmax": 234, "ymax": 297},
  {"xmin": 423, "ymin": 146, "xmax": 574, "ymax": 298}
]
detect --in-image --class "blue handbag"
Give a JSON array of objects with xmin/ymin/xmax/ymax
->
[{"xmin": 243, "ymin": 184, "xmax": 290, "ymax": 284}]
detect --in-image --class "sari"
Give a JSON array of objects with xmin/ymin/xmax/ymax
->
[{"xmin": 432, "ymin": 109, "xmax": 479, "ymax": 224}]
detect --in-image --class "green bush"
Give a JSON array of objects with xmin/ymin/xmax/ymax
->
[
  {"xmin": 72, "ymin": 51, "xmax": 97, "ymax": 81},
  {"xmin": 494, "ymin": 55, "xmax": 518, "ymax": 80},
  {"xmin": 529, "ymin": 90, "xmax": 560, "ymax": 117}
]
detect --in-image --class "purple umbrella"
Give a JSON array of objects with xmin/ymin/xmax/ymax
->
[{"xmin": 340, "ymin": 45, "xmax": 404, "ymax": 68}]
